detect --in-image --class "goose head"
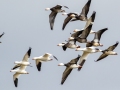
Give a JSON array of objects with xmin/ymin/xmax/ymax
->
[
  {"xmin": 68, "ymin": 37, "xmax": 74, "ymax": 40},
  {"xmin": 57, "ymin": 42, "xmax": 66, "ymax": 46},
  {"xmin": 14, "ymin": 61, "xmax": 21, "ymax": 64},
  {"xmin": 45, "ymin": 8, "xmax": 50, "ymax": 11},
  {"xmin": 90, "ymin": 30, "xmax": 96, "ymax": 34},
  {"xmin": 94, "ymin": 48, "xmax": 102, "ymax": 52},
  {"xmin": 73, "ymin": 29, "xmax": 80, "ymax": 32},
  {"xmin": 62, "ymin": 12, "xmax": 68, "ymax": 16},
  {"xmin": 58, "ymin": 63, "xmax": 65, "ymax": 66}
]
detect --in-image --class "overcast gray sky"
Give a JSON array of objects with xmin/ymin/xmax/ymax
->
[{"xmin": 0, "ymin": 0, "xmax": 120, "ymax": 90}]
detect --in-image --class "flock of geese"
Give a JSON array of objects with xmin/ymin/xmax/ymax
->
[{"xmin": 0, "ymin": 0, "xmax": 117, "ymax": 88}]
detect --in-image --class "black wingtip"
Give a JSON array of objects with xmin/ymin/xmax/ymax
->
[
  {"xmin": 53, "ymin": 55, "xmax": 58, "ymax": 61},
  {"xmin": 14, "ymin": 78, "xmax": 18, "ymax": 87},
  {"xmin": 27, "ymin": 47, "xmax": 32, "ymax": 57}
]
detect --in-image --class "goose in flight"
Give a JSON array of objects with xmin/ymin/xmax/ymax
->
[
  {"xmin": 75, "ymin": 47, "xmax": 102, "ymax": 71},
  {"xmin": 57, "ymin": 40, "xmax": 80, "ymax": 51},
  {"xmin": 10, "ymin": 65, "xmax": 29, "ymax": 87},
  {"xmin": 32, "ymin": 53, "xmax": 58, "ymax": 71},
  {"xmin": 62, "ymin": 12, "xmax": 79, "ymax": 30},
  {"xmin": 95, "ymin": 41, "xmax": 119, "ymax": 62},
  {"xmin": 86, "ymin": 28, "xmax": 108, "ymax": 47},
  {"xmin": 12, "ymin": 47, "xmax": 32, "ymax": 70},
  {"xmin": 45, "ymin": 4, "xmax": 69, "ymax": 30},
  {"xmin": 69, "ymin": 24, "xmax": 93, "ymax": 43},
  {"xmin": 58, "ymin": 55, "xmax": 82, "ymax": 85},
  {"xmin": 72, "ymin": 11, "xmax": 96, "ymax": 35},
  {"xmin": 71, "ymin": 0, "xmax": 92, "ymax": 21}
]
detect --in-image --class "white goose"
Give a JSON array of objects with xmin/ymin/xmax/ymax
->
[
  {"xmin": 12, "ymin": 47, "xmax": 32, "ymax": 70},
  {"xmin": 32, "ymin": 53, "xmax": 58, "ymax": 71},
  {"xmin": 10, "ymin": 65, "xmax": 29, "ymax": 87},
  {"xmin": 75, "ymin": 47, "xmax": 102, "ymax": 71}
]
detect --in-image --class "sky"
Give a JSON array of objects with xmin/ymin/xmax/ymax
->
[{"xmin": 0, "ymin": 0, "xmax": 120, "ymax": 90}]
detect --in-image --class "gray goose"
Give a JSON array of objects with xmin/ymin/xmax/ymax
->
[
  {"xmin": 69, "ymin": 24, "xmax": 93, "ymax": 43},
  {"xmin": 86, "ymin": 28, "xmax": 108, "ymax": 47},
  {"xmin": 71, "ymin": 0, "xmax": 91, "ymax": 21},
  {"xmin": 45, "ymin": 4, "xmax": 69, "ymax": 30},
  {"xmin": 58, "ymin": 55, "xmax": 81, "ymax": 85},
  {"xmin": 62, "ymin": 40, "xmax": 80, "ymax": 51},
  {"xmin": 62, "ymin": 12, "xmax": 79, "ymax": 30},
  {"xmin": 95, "ymin": 41, "xmax": 119, "ymax": 62},
  {"xmin": 69, "ymin": 30, "xmax": 84, "ymax": 39}
]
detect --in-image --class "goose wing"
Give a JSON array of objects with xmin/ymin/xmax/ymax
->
[
  {"xmin": 13, "ymin": 73, "xmax": 20, "ymax": 87},
  {"xmin": 95, "ymin": 54, "xmax": 108, "ymax": 62},
  {"xmin": 36, "ymin": 60, "xmax": 42, "ymax": 71},
  {"xmin": 0, "ymin": 32, "xmax": 5, "ymax": 38},
  {"xmin": 84, "ymin": 11, "xmax": 96, "ymax": 28},
  {"xmin": 107, "ymin": 41, "xmax": 119, "ymax": 51},
  {"xmin": 49, "ymin": 11, "xmax": 57, "ymax": 30},
  {"xmin": 22, "ymin": 47, "xmax": 31, "ymax": 62},
  {"xmin": 62, "ymin": 16, "xmax": 72, "ymax": 30},
  {"xmin": 71, "ymin": 30, "xmax": 83, "ymax": 38},
  {"xmin": 93, "ymin": 28, "xmax": 108, "ymax": 42},
  {"xmin": 80, "ymin": 24, "xmax": 92, "ymax": 39},
  {"xmin": 80, "ymin": 0, "xmax": 91, "ymax": 17},
  {"xmin": 12, "ymin": 64, "xmax": 21, "ymax": 70},
  {"xmin": 69, "ymin": 55, "xmax": 81, "ymax": 64},
  {"xmin": 78, "ymin": 52, "xmax": 90, "ymax": 71},
  {"xmin": 61, "ymin": 67, "xmax": 72, "ymax": 85}
]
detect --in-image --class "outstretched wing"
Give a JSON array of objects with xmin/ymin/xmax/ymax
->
[
  {"xmin": 107, "ymin": 41, "xmax": 119, "ymax": 51},
  {"xmin": 13, "ymin": 73, "xmax": 20, "ymax": 87},
  {"xmin": 95, "ymin": 54, "xmax": 108, "ymax": 62},
  {"xmin": 62, "ymin": 16, "xmax": 72, "ymax": 30},
  {"xmin": 22, "ymin": 47, "xmax": 32, "ymax": 62},
  {"xmin": 61, "ymin": 67, "xmax": 72, "ymax": 85},
  {"xmin": 80, "ymin": 0, "xmax": 91, "ymax": 17},
  {"xmin": 49, "ymin": 11, "xmax": 57, "ymax": 30},
  {"xmin": 80, "ymin": 24, "xmax": 92, "ymax": 39}
]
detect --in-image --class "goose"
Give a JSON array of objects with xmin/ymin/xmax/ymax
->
[
  {"xmin": 75, "ymin": 47, "xmax": 102, "ymax": 71},
  {"xmin": 10, "ymin": 65, "xmax": 29, "ymax": 87},
  {"xmin": 57, "ymin": 40, "xmax": 80, "ymax": 51},
  {"xmin": 86, "ymin": 28, "xmax": 108, "ymax": 47},
  {"xmin": 62, "ymin": 12, "xmax": 79, "ymax": 30},
  {"xmin": 45, "ymin": 4, "xmax": 69, "ymax": 30},
  {"xmin": 95, "ymin": 41, "xmax": 119, "ymax": 62},
  {"xmin": 69, "ymin": 24, "xmax": 93, "ymax": 43},
  {"xmin": 32, "ymin": 53, "xmax": 58, "ymax": 71},
  {"xmin": 71, "ymin": 0, "xmax": 91, "ymax": 21},
  {"xmin": 12, "ymin": 47, "xmax": 32, "ymax": 70},
  {"xmin": 69, "ymin": 30, "xmax": 84, "ymax": 39},
  {"xmin": 72, "ymin": 11, "xmax": 96, "ymax": 35},
  {"xmin": 0, "ymin": 32, "xmax": 5, "ymax": 43},
  {"xmin": 58, "ymin": 55, "xmax": 82, "ymax": 85}
]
